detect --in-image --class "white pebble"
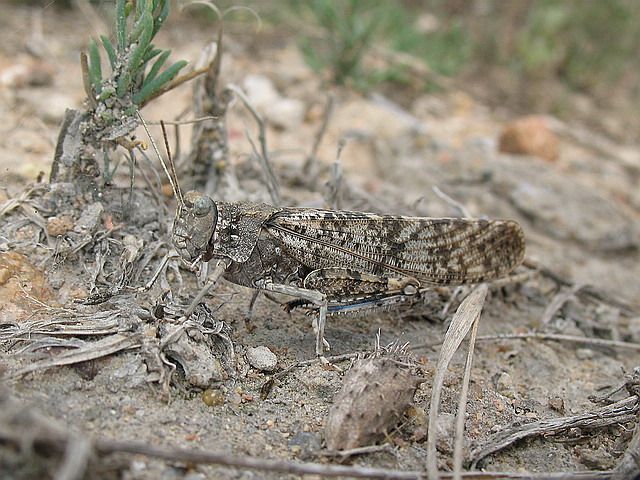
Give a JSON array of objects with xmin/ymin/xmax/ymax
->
[{"xmin": 246, "ymin": 346, "xmax": 278, "ymax": 372}]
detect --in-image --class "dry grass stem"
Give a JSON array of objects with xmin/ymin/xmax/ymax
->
[{"xmin": 427, "ymin": 283, "xmax": 488, "ymax": 479}]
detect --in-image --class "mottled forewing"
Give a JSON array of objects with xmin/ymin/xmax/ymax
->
[{"xmin": 265, "ymin": 209, "xmax": 525, "ymax": 285}]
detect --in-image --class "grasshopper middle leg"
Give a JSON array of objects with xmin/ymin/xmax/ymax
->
[{"xmin": 255, "ymin": 279, "xmax": 329, "ymax": 356}]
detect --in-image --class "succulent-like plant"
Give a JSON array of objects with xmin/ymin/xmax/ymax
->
[
  {"xmin": 86, "ymin": 0, "xmax": 186, "ymax": 107},
  {"xmin": 50, "ymin": 0, "xmax": 193, "ymax": 190}
]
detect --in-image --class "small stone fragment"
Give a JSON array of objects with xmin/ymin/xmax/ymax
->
[
  {"xmin": 73, "ymin": 202, "xmax": 104, "ymax": 235},
  {"xmin": 228, "ymin": 390, "xmax": 243, "ymax": 407},
  {"xmin": 0, "ymin": 59, "xmax": 55, "ymax": 88},
  {"xmin": 0, "ymin": 268, "xmax": 11, "ymax": 286},
  {"xmin": 202, "ymin": 389, "xmax": 225, "ymax": 407},
  {"xmin": 324, "ymin": 344, "xmax": 420, "ymax": 451},
  {"xmin": 288, "ymin": 431, "xmax": 322, "ymax": 459},
  {"xmin": 246, "ymin": 346, "xmax": 278, "ymax": 372},
  {"xmin": 495, "ymin": 371, "xmax": 515, "ymax": 398},
  {"xmin": 548, "ymin": 396, "xmax": 565, "ymax": 414},
  {"xmin": 163, "ymin": 330, "xmax": 225, "ymax": 388},
  {"xmin": 499, "ymin": 115, "xmax": 560, "ymax": 162},
  {"xmin": 576, "ymin": 446, "xmax": 614, "ymax": 469},
  {"xmin": 161, "ymin": 183, "xmax": 174, "ymax": 198},
  {"xmin": 243, "ymin": 74, "xmax": 280, "ymax": 110},
  {"xmin": 575, "ymin": 348, "xmax": 595, "ymax": 360},
  {"xmin": 266, "ymin": 98, "xmax": 306, "ymax": 130}
]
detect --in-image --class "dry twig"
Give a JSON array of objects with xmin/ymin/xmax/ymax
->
[
  {"xmin": 523, "ymin": 259, "xmax": 638, "ymax": 315},
  {"xmin": 304, "ymin": 93, "xmax": 335, "ymax": 177},
  {"xmin": 7, "ymin": 333, "xmax": 142, "ymax": 379},
  {"xmin": 453, "ymin": 311, "xmax": 480, "ymax": 480},
  {"xmin": 475, "ymin": 332, "xmax": 640, "ymax": 352},
  {"xmin": 226, "ymin": 83, "xmax": 281, "ymax": 204},
  {"xmin": 470, "ymin": 396, "xmax": 639, "ymax": 467},
  {"xmin": 540, "ymin": 283, "xmax": 585, "ymax": 325}
]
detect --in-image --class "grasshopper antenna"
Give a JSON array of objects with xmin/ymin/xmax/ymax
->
[
  {"xmin": 136, "ymin": 110, "xmax": 184, "ymax": 208},
  {"xmin": 160, "ymin": 119, "xmax": 184, "ymax": 207}
]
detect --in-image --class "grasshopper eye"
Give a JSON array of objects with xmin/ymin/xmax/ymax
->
[{"xmin": 194, "ymin": 197, "xmax": 213, "ymax": 217}]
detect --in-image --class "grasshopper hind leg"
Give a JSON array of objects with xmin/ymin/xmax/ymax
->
[
  {"xmin": 304, "ymin": 268, "xmax": 422, "ymax": 316},
  {"xmin": 256, "ymin": 268, "xmax": 422, "ymax": 359}
]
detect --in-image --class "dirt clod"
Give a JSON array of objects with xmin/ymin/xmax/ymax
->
[
  {"xmin": 324, "ymin": 349, "xmax": 420, "ymax": 451},
  {"xmin": 499, "ymin": 115, "xmax": 560, "ymax": 162},
  {"xmin": 46, "ymin": 214, "xmax": 74, "ymax": 236}
]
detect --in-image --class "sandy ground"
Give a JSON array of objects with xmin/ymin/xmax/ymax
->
[{"xmin": 1, "ymin": 3, "xmax": 639, "ymax": 479}]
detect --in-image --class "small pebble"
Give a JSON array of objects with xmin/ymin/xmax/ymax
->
[
  {"xmin": 202, "ymin": 388, "xmax": 225, "ymax": 407},
  {"xmin": 228, "ymin": 390, "xmax": 243, "ymax": 407},
  {"xmin": 0, "ymin": 59, "xmax": 55, "ymax": 88},
  {"xmin": 576, "ymin": 348, "xmax": 595, "ymax": 360},
  {"xmin": 0, "ymin": 268, "xmax": 11, "ymax": 285},
  {"xmin": 548, "ymin": 396, "xmax": 565, "ymax": 414},
  {"xmin": 495, "ymin": 371, "xmax": 515, "ymax": 398},
  {"xmin": 243, "ymin": 74, "xmax": 279, "ymax": 109},
  {"xmin": 288, "ymin": 431, "xmax": 321, "ymax": 459},
  {"xmin": 498, "ymin": 115, "xmax": 559, "ymax": 162},
  {"xmin": 266, "ymin": 97, "xmax": 305, "ymax": 130},
  {"xmin": 246, "ymin": 346, "xmax": 278, "ymax": 372},
  {"xmin": 131, "ymin": 460, "xmax": 147, "ymax": 473}
]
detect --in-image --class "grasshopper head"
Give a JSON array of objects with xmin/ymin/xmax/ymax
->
[{"xmin": 172, "ymin": 191, "xmax": 218, "ymax": 262}]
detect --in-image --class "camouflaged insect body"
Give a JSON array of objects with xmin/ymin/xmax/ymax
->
[
  {"xmin": 264, "ymin": 208, "xmax": 525, "ymax": 285},
  {"xmin": 172, "ymin": 190, "xmax": 525, "ymax": 316}
]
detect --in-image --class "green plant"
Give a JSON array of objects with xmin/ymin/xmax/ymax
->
[
  {"xmin": 291, "ymin": 0, "xmax": 470, "ymax": 91},
  {"xmin": 85, "ymin": 0, "xmax": 187, "ymax": 107},
  {"xmin": 50, "ymin": 0, "xmax": 194, "ymax": 190},
  {"xmin": 295, "ymin": 0, "xmax": 385, "ymax": 86}
]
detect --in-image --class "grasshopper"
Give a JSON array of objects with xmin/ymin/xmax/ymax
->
[
  {"xmin": 170, "ymin": 194, "xmax": 525, "ymax": 357},
  {"xmin": 149, "ymin": 118, "xmax": 525, "ymax": 357}
]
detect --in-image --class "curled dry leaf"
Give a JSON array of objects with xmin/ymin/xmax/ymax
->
[{"xmin": 324, "ymin": 345, "xmax": 421, "ymax": 451}]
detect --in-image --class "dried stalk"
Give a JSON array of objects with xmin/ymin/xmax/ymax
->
[
  {"xmin": 427, "ymin": 284, "xmax": 488, "ymax": 480},
  {"xmin": 303, "ymin": 93, "xmax": 335, "ymax": 178},
  {"xmin": 523, "ymin": 258, "xmax": 638, "ymax": 315},
  {"xmin": 475, "ymin": 332, "xmax": 640, "ymax": 352},
  {"xmin": 470, "ymin": 396, "xmax": 639, "ymax": 466},
  {"xmin": 540, "ymin": 283, "xmax": 585, "ymax": 325},
  {"xmin": 0, "ymin": 426, "xmax": 616, "ymax": 480},
  {"xmin": 7, "ymin": 333, "xmax": 142, "ymax": 379},
  {"xmin": 453, "ymin": 313, "xmax": 480, "ymax": 479},
  {"xmin": 226, "ymin": 83, "xmax": 281, "ymax": 204}
]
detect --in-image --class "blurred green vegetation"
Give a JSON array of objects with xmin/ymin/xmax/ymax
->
[
  {"xmin": 285, "ymin": 0, "xmax": 472, "ymax": 89},
  {"xmin": 273, "ymin": 0, "xmax": 640, "ymax": 107},
  {"xmin": 450, "ymin": 0, "xmax": 640, "ymax": 93}
]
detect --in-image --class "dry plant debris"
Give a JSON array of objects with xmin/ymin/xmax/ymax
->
[{"xmin": 324, "ymin": 341, "xmax": 421, "ymax": 452}]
